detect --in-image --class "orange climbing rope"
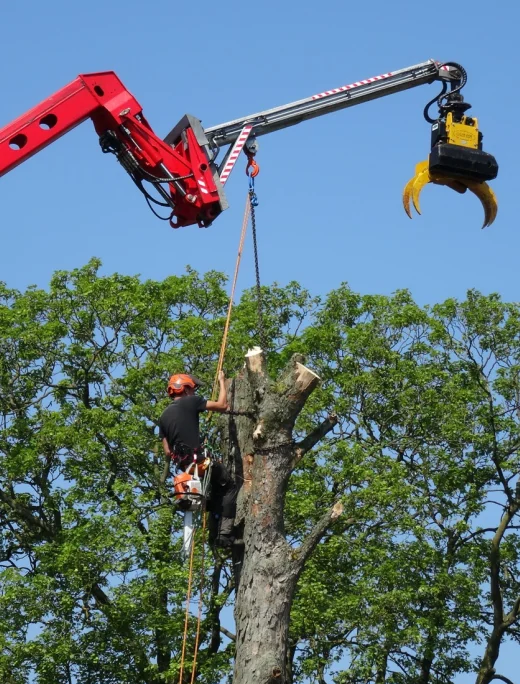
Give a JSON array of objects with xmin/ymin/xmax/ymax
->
[
  {"xmin": 210, "ymin": 191, "xmax": 251, "ymax": 403},
  {"xmin": 178, "ymin": 187, "xmax": 253, "ymax": 684}
]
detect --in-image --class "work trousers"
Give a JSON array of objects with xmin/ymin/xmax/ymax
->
[{"xmin": 206, "ymin": 462, "xmax": 238, "ymax": 545}]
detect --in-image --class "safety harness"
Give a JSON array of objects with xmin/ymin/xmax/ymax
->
[{"xmin": 171, "ymin": 443, "xmax": 213, "ymax": 511}]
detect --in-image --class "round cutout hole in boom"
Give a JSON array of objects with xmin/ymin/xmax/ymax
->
[
  {"xmin": 39, "ymin": 114, "xmax": 58, "ymax": 130},
  {"xmin": 9, "ymin": 134, "xmax": 28, "ymax": 150}
]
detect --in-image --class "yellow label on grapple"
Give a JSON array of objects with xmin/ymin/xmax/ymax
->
[{"xmin": 446, "ymin": 113, "xmax": 479, "ymax": 149}]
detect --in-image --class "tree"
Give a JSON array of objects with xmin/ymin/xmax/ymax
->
[
  {"xmin": 281, "ymin": 287, "xmax": 520, "ymax": 684},
  {"xmin": 219, "ymin": 347, "xmax": 343, "ymax": 684},
  {"xmin": 0, "ymin": 260, "xmax": 519, "ymax": 684}
]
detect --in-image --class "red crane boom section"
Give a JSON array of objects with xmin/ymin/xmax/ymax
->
[{"xmin": 0, "ymin": 72, "xmax": 224, "ymax": 228}]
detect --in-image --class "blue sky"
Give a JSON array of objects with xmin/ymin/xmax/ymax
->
[{"xmin": 0, "ymin": 0, "xmax": 518, "ymax": 680}]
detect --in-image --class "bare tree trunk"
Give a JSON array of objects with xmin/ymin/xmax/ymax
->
[{"xmin": 220, "ymin": 349, "xmax": 341, "ymax": 684}]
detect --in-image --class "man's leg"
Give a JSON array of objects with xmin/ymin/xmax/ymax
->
[
  {"xmin": 217, "ymin": 483, "xmax": 238, "ymax": 545},
  {"xmin": 208, "ymin": 482, "xmax": 238, "ymax": 547}
]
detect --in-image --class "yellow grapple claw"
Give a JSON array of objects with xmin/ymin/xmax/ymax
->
[
  {"xmin": 403, "ymin": 168, "xmax": 498, "ymax": 229},
  {"xmin": 404, "ymin": 94, "xmax": 498, "ymax": 229},
  {"xmin": 411, "ymin": 166, "xmax": 432, "ymax": 216},
  {"xmin": 403, "ymin": 177, "xmax": 416, "ymax": 219},
  {"xmin": 463, "ymin": 180, "xmax": 498, "ymax": 229},
  {"xmin": 403, "ymin": 160, "xmax": 429, "ymax": 218}
]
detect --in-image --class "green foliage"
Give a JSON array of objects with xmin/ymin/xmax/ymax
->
[
  {"xmin": 0, "ymin": 260, "xmax": 314, "ymax": 684},
  {"xmin": 285, "ymin": 285, "xmax": 520, "ymax": 683},
  {"xmin": 0, "ymin": 261, "xmax": 519, "ymax": 683}
]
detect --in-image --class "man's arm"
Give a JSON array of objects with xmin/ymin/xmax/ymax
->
[
  {"xmin": 205, "ymin": 370, "xmax": 229, "ymax": 413},
  {"xmin": 162, "ymin": 437, "xmax": 171, "ymax": 458}
]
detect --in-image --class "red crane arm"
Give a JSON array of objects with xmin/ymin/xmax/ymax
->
[
  {"xmin": 0, "ymin": 60, "xmax": 468, "ymax": 229},
  {"xmin": 0, "ymin": 72, "xmax": 226, "ymax": 228}
]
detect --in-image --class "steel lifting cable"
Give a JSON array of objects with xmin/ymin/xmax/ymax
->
[
  {"xmin": 209, "ymin": 153, "xmax": 265, "ymax": 404},
  {"xmin": 248, "ymin": 172, "xmax": 267, "ymax": 351}
]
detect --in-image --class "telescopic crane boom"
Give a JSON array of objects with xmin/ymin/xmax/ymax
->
[
  {"xmin": 0, "ymin": 59, "xmax": 498, "ymax": 229},
  {"xmin": 206, "ymin": 60, "xmax": 451, "ymax": 146}
]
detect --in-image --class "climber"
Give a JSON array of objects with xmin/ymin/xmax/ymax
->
[{"xmin": 158, "ymin": 371, "xmax": 239, "ymax": 548}]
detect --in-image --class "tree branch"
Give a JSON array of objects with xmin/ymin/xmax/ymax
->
[
  {"xmin": 476, "ymin": 367, "xmax": 514, "ymax": 506},
  {"xmin": 0, "ymin": 488, "xmax": 55, "ymax": 538},
  {"xmin": 91, "ymin": 583, "xmax": 111, "ymax": 606},
  {"xmin": 490, "ymin": 502, "xmax": 519, "ymax": 629},
  {"xmin": 293, "ymin": 501, "xmax": 348, "ymax": 569},
  {"xmin": 490, "ymin": 675, "xmax": 516, "ymax": 684},
  {"xmin": 209, "ymin": 559, "xmax": 223, "ymax": 653},
  {"xmin": 95, "ymin": 432, "xmax": 150, "ymax": 539},
  {"xmin": 0, "ymin": 543, "xmax": 19, "ymax": 563},
  {"xmin": 477, "ymin": 499, "xmax": 520, "ymax": 684},
  {"xmin": 220, "ymin": 626, "xmax": 236, "ymax": 641},
  {"xmin": 88, "ymin": 583, "xmax": 157, "ymax": 684},
  {"xmin": 458, "ymin": 527, "xmax": 499, "ymax": 547},
  {"xmin": 293, "ymin": 413, "xmax": 338, "ymax": 466},
  {"xmin": 504, "ymin": 596, "xmax": 520, "ymax": 627}
]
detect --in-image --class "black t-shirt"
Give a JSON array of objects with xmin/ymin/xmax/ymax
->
[{"xmin": 158, "ymin": 395, "xmax": 207, "ymax": 450}]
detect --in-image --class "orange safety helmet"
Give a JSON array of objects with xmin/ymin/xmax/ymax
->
[{"xmin": 167, "ymin": 373, "xmax": 202, "ymax": 397}]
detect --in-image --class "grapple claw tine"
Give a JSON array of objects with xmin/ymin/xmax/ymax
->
[
  {"xmin": 403, "ymin": 160, "xmax": 429, "ymax": 219},
  {"xmin": 411, "ymin": 166, "xmax": 432, "ymax": 215},
  {"xmin": 403, "ymin": 177, "xmax": 415, "ymax": 219},
  {"xmin": 464, "ymin": 180, "xmax": 499, "ymax": 229}
]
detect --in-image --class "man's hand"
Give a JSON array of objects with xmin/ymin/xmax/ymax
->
[{"xmin": 206, "ymin": 369, "xmax": 228, "ymax": 413}]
